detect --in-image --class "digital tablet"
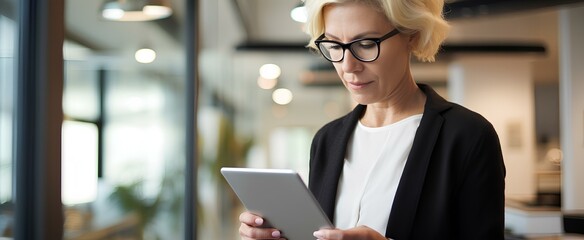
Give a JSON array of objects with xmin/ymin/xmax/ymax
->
[{"xmin": 221, "ymin": 167, "xmax": 334, "ymax": 240}]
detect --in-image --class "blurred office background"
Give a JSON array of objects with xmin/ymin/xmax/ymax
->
[{"xmin": 1, "ymin": 0, "xmax": 583, "ymax": 239}]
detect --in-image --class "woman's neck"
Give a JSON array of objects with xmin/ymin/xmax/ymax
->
[{"xmin": 360, "ymin": 82, "xmax": 426, "ymax": 127}]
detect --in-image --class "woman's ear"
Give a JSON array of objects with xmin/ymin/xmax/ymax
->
[{"xmin": 408, "ymin": 32, "xmax": 420, "ymax": 50}]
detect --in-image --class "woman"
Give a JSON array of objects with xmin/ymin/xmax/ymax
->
[{"xmin": 239, "ymin": 0, "xmax": 506, "ymax": 239}]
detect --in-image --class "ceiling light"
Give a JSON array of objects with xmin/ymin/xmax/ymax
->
[
  {"xmin": 135, "ymin": 48, "xmax": 156, "ymax": 63},
  {"xmin": 259, "ymin": 64, "xmax": 281, "ymax": 80},
  {"xmin": 101, "ymin": 0, "xmax": 173, "ymax": 21},
  {"xmin": 290, "ymin": 2, "xmax": 307, "ymax": 23},
  {"xmin": 272, "ymin": 88, "xmax": 293, "ymax": 105}
]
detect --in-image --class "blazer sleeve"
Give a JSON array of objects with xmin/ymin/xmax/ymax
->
[{"xmin": 455, "ymin": 122, "xmax": 506, "ymax": 239}]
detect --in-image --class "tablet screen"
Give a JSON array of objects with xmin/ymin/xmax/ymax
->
[{"xmin": 221, "ymin": 167, "xmax": 334, "ymax": 240}]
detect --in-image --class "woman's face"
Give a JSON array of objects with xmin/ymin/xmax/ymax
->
[{"xmin": 322, "ymin": 2, "xmax": 412, "ymax": 105}]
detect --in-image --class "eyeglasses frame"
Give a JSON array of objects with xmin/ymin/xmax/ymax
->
[{"xmin": 314, "ymin": 28, "xmax": 401, "ymax": 63}]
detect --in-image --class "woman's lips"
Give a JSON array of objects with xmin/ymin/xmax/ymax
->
[{"xmin": 346, "ymin": 81, "xmax": 372, "ymax": 90}]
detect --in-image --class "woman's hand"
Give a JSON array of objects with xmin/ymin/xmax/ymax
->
[
  {"xmin": 313, "ymin": 226, "xmax": 388, "ymax": 240},
  {"xmin": 239, "ymin": 211, "xmax": 285, "ymax": 240}
]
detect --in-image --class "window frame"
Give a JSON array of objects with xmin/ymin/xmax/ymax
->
[{"xmin": 15, "ymin": 0, "xmax": 64, "ymax": 238}]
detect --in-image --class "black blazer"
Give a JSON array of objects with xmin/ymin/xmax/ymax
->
[{"xmin": 308, "ymin": 84, "xmax": 506, "ymax": 239}]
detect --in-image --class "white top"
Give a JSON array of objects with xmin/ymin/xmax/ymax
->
[{"xmin": 334, "ymin": 114, "xmax": 422, "ymax": 235}]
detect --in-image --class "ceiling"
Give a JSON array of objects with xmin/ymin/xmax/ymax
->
[
  {"xmin": 230, "ymin": 0, "xmax": 584, "ymax": 44},
  {"xmin": 64, "ymin": 0, "xmax": 584, "ymax": 50},
  {"xmin": 443, "ymin": 0, "xmax": 584, "ymax": 18},
  {"xmin": 64, "ymin": 0, "xmax": 584, "ymax": 86}
]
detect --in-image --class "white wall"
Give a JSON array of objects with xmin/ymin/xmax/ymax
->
[
  {"xmin": 559, "ymin": 5, "xmax": 584, "ymax": 211},
  {"xmin": 449, "ymin": 57, "xmax": 537, "ymax": 198}
]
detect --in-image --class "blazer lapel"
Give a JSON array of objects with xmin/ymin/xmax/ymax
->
[
  {"xmin": 386, "ymin": 84, "xmax": 451, "ymax": 239},
  {"xmin": 319, "ymin": 104, "xmax": 365, "ymax": 221}
]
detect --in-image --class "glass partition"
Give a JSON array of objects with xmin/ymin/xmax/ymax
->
[
  {"xmin": 63, "ymin": 0, "xmax": 188, "ymax": 238},
  {"xmin": 0, "ymin": 2, "xmax": 16, "ymax": 237}
]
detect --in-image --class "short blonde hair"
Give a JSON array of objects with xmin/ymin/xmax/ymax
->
[{"xmin": 304, "ymin": 0, "xmax": 450, "ymax": 62}]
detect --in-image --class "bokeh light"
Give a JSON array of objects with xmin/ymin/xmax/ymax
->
[
  {"xmin": 259, "ymin": 64, "xmax": 281, "ymax": 80},
  {"xmin": 272, "ymin": 88, "xmax": 293, "ymax": 105},
  {"xmin": 135, "ymin": 48, "xmax": 156, "ymax": 63},
  {"xmin": 257, "ymin": 77, "xmax": 278, "ymax": 90}
]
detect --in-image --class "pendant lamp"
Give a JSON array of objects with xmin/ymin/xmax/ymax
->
[{"xmin": 101, "ymin": 0, "xmax": 173, "ymax": 21}]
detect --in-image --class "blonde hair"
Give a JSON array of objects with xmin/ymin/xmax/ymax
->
[{"xmin": 304, "ymin": 0, "xmax": 450, "ymax": 62}]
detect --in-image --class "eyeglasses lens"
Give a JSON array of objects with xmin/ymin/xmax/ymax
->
[
  {"xmin": 318, "ymin": 40, "xmax": 379, "ymax": 62},
  {"xmin": 350, "ymin": 40, "xmax": 377, "ymax": 61}
]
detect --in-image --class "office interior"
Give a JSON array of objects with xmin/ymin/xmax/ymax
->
[{"xmin": 0, "ymin": 0, "xmax": 583, "ymax": 239}]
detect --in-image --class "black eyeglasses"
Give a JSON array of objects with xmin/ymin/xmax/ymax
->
[{"xmin": 314, "ymin": 29, "xmax": 400, "ymax": 62}]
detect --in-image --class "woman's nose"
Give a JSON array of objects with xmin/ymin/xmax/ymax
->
[{"xmin": 340, "ymin": 50, "xmax": 363, "ymax": 73}]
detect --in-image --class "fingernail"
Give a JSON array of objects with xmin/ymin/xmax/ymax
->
[
  {"xmin": 313, "ymin": 230, "xmax": 323, "ymax": 238},
  {"xmin": 272, "ymin": 230, "xmax": 281, "ymax": 238},
  {"xmin": 255, "ymin": 218, "xmax": 263, "ymax": 225}
]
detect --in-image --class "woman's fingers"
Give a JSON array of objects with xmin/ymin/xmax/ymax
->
[
  {"xmin": 239, "ymin": 223, "xmax": 281, "ymax": 239},
  {"xmin": 239, "ymin": 211, "xmax": 283, "ymax": 239},
  {"xmin": 313, "ymin": 226, "xmax": 385, "ymax": 240},
  {"xmin": 239, "ymin": 211, "xmax": 264, "ymax": 227},
  {"xmin": 313, "ymin": 229, "xmax": 343, "ymax": 239}
]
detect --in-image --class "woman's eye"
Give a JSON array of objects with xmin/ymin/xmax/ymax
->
[
  {"xmin": 356, "ymin": 40, "xmax": 376, "ymax": 49},
  {"xmin": 327, "ymin": 44, "xmax": 342, "ymax": 50}
]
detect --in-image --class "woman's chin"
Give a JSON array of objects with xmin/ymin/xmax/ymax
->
[{"xmin": 350, "ymin": 95, "xmax": 375, "ymax": 105}]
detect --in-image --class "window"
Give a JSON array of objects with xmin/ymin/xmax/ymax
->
[
  {"xmin": 0, "ymin": 6, "xmax": 16, "ymax": 238},
  {"xmin": 63, "ymin": 1, "xmax": 190, "ymax": 238}
]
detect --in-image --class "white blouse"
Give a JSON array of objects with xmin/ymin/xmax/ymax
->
[{"xmin": 334, "ymin": 114, "xmax": 422, "ymax": 235}]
